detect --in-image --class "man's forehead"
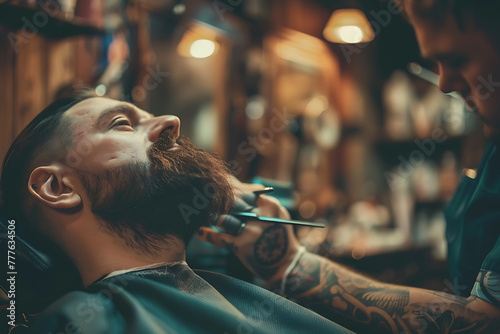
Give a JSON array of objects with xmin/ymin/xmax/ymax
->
[
  {"xmin": 65, "ymin": 97, "xmax": 134, "ymax": 119},
  {"xmin": 62, "ymin": 97, "xmax": 154, "ymax": 141},
  {"xmin": 64, "ymin": 97, "xmax": 154, "ymax": 127}
]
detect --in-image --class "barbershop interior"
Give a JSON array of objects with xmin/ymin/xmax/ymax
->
[{"xmin": 0, "ymin": 0, "xmax": 491, "ymax": 329}]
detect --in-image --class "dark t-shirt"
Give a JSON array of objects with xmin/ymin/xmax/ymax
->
[
  {"xmin": 445, "ymin": 142, "xmax": 500, "ymax": 306},
  {"xmin": 28, "ymin": 262, "xmax": 352, "ymax": 334}
]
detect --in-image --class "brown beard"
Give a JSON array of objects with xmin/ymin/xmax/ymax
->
[{"xmin": 76, "ymin": 130, "xmax": 234, "ymax": 255}]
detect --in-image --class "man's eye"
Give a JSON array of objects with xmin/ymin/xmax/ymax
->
[{"xmin": 110, "ymin": 119, "xmax": 133, "ymax": 129}]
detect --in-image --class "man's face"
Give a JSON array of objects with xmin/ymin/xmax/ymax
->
[
  {"xmin": 411, "ymin": 12, "xmax": 500, "ymax": 144},
  {"xmin": 62, "ymin": 97, "xmax": 233, "ymax": 250},
  {"xmin": 63, "ymin": 97, "xmax": 180, "ymax": 170}
]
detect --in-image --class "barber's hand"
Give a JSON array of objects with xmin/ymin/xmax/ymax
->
[{"xmin": 197, "ymin": 195, "xmax": 301, "ymax": 284}]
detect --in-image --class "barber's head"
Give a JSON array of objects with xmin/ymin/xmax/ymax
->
[
  {"xmin": 1, "ymin": 88, "xmax": 234, "ymax": 256},
  {"xmin": 400, "ymin": 0, "xmax": 500, "ymax": 145}
]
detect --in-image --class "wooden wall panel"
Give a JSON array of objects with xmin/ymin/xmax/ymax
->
[
  {"xmin": 75, "ymin": 36, "xmax": 100, "ymax": 84},
  {"xmin": 0, "ymin": 27, "xmax": 15, "ymax": 164},
  {"xmin": 13, "ymin": 35, "xmax": 47, "ymax": 135},
  {"xmin": 46, "ymin": 39, "xmax": 77, "ymax": 101},
  {"xmin": 0, "ymin": 33, "xmax": 97, "ymax": 165}
]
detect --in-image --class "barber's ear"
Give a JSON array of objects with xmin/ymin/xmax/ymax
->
[{"xmin": 28, "ymin": 165, "xmax": 82, "ymax": 209}]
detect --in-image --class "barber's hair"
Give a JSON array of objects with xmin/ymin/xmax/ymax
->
[
  {"xmin": 400, "ymin": 0, "xmax": 500, "ymax": 31},
  {"xmin": 0, "ymin": 87, "xmax": 97, "ymax": 228}
]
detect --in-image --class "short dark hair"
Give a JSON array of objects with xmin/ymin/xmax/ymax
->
[
  {"xmin": 0, "ymin": 87, "xmax": 97, "ymax": 230},
  {"xmin": 401, "ymin": 0, "xmax": 500, "ymax": 32}
]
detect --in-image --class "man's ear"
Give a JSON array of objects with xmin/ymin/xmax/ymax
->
[{"xmin": 28, "ymin": 165, "xmax": 82, "ymax": 209}]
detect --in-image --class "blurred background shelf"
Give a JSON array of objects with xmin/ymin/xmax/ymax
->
[
  {"xmin": 374, "ymin": 135, "xmax": 465, "ymax": 165},
  {"xmin": 0, "ymin": 3, "xmax": 105, "ymax": 38}
]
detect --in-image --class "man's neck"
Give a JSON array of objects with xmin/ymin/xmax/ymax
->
[{"xmin": 62, "ymin": 232, "xmax": 186, "ymax": 287}]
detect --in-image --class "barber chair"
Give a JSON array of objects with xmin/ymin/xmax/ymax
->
[{"xmin": 0, "ymin": 208, "xmax": 82, "ymax": 333}]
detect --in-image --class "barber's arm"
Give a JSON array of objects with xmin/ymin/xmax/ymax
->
[
  {"xmin": 198, "ymin": 194, "xmax": 301, "ymax": 283},
  {"xmin": 198, "ymin": 195, "xmax": 500, "ymax": 334},
  {"xmin": 282, "ymin": 251, "xmax": 500, "ymax": 333}
]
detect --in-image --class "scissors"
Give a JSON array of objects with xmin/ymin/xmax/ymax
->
[{"xmin": 218, "ymin": 187, "xmax": 325, "ymax": 235}]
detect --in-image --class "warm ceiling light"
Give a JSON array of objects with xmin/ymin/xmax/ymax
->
[
  {"xmin": 177, "ymin": 25, "xmax": 218, "ymax": 58},
  {"xmin": 190, "ymin": 39, "xmax": 216, "ymax": 58},
  {"xmin": 337, "ymin": 25, "xmax": 363, "ymax": 43},
  {"xmin": 323, "ymin": 9, "xmax": 375, "ymax": 44}
]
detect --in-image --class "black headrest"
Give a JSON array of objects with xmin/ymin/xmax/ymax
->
[{"xmin": 0, "ymin": 208, "xmax": 82, "ymax": 314}]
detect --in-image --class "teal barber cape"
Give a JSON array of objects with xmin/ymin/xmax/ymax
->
[
  {"xmin": 445, "ymin": 142, "xmax": 500, "ymax": 306},
  {"xmin": 28, "ymin": 262, "xmax": 352, "ymax": 333}
]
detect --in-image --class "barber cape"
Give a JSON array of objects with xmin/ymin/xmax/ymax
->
[{"xmin": 27, "ymin": 262, "xmax": 352, "ymax": 334}]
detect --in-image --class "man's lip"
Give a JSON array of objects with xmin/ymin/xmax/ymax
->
[
  {"xmin": 168, "ymin": 143, "xmax": 180, "ymax": 151},
  {"xmin": 465, "ymin": 99, "xmax": 477, "ymax": 111},
  {"xmin": 459, "ymin": 96, "xmax": 489, "ymax": 124},
  {"xmin": 461, "ymin": 92, "xmax": 477, "ymax": 111}
]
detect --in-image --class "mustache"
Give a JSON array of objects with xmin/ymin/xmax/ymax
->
[
  {"xmin": 146, "ymin": 130, "xmax": 209, "ymax": 177},
  {"xmin": 148, "ymin": 129, "xmax": 177, "ymax": 153}
]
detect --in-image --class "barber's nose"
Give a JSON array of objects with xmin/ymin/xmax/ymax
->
[
  {"xmin": 438, "ymin": 64, "xmax": 466, "ymax": 95},
  {"xmin": 148, "ymin": 115, "xmax": 181, "ymax": 142}
]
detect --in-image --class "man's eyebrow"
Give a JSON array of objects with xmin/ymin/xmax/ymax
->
[{"xmin": 96, "ymin": 104, "xmax": 138, "ymax": 126}]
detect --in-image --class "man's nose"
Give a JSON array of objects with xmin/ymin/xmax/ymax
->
[
  {"xmin": 438, "ymin": 64, "xmax": 467, "ymax": 95},
  {"xmin": 147, "ymin": 115, "xmax": 181, "ymax": 142}
]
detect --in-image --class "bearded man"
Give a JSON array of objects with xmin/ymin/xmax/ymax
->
[{"xmin": 0, "ymin": 89, "xmax": 350, "ymax": 333}]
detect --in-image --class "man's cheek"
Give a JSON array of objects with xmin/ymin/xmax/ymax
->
[{"xmin": 96, "ymin": 138, "xmax": 149, "ymax": 165}]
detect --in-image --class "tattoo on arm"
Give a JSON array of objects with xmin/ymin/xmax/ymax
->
[
  {"xmin": 283, "ymin": 253, "xmax": 500, "ymax": 333},
  {"xmin": 253, "ymin": 225, "xmax": 288, "ymax": 266},
  {"xmin": 239, "ymin": 225, "xmax": 290, "ymax": 281}
]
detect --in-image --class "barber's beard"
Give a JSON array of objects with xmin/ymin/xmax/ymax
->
[{"xmin": 76, "ymin": 131, "xmax": 234, "ymax": 255}]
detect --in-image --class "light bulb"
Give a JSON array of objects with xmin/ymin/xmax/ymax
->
[
  {"xmin": 338, "ymin": 25, "xmax": 363, "ymax": 44},
  {"xmin": 190, "ymin": 39, "xmax": 216, "ymax": 58}
]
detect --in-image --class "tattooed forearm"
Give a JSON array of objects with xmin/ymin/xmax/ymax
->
[{"xmin": 282, "ymin": 252, "xmax": 500, "ymax": 333}]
